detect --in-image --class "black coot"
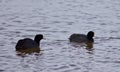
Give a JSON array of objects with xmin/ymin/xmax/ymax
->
[
  {"xmin": 69, "ymin": 31, "xmax": 94, "ymax": 43},
  {"xmin": 15, "ymin": 34, "xmax": 43, "ymax": 50}
]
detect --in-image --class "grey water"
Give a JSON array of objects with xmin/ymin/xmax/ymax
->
[{"xmin": 0, "ymin": 0, "xmax": 120, "ymax": 72}]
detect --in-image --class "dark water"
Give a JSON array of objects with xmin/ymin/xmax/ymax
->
[{"xmin": 0, "ymin": 0, "xmax": 120, "ymax": 72}]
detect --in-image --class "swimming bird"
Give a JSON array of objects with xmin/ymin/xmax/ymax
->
[
  {"xmin": 69, "ymin": 31, "xmax": 94, "ymax": 43},
  {"xmin": 15, "ymin": 34, "xmax": 43, "ymax": 50}
]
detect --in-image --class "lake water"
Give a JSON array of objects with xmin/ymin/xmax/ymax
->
[{"xmin": 0, "ymin": 0, "xmax": 120, "ymax": 72}]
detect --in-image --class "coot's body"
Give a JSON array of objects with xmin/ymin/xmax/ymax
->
[
  {"xmin": 69, "ymin": 31, "xmax": 94, "ymax": 43},
  {"xmin": 15, "ymin": 34, "xmax": 43, "ymax": 50}
]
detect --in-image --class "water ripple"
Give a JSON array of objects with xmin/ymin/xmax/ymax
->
[{"xmin": 0, "ymin": 0, "xmax": 120, "ymax": 72}]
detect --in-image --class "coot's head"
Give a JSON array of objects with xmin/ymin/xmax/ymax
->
[
  {"xmin": 34, "ymin": 34, "xmax": 43, "ymax": 46},
  {"xmin": 87, "ymin": 31, "xmax": 94, "ymax": 39},
  {"xmin": 34, "ymin": 34, "xmax": 43, "ymax": 41}
]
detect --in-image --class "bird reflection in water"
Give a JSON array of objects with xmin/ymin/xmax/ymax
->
[
  {"xmin": 16, "ymin": 48, "xmax": 41, "ymax": 57},
  {"xmin": 85, "ymin": 42, "xmax": 94, "ymax": 54},
  {"xmin": 85, "ymin": 42, "xmax": 94, "ymax": 51},
  {"xmin": 70, "ymin": 42, "xmax": 94, "ymax": 54}
]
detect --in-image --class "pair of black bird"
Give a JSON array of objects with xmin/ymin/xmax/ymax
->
[{"xmin": 15, "ymin": 31, "xmax": 94, "ymax": 50}]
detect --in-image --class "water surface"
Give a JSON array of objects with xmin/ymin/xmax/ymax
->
[{"xmin": 0, "ymin": 0, "xmax": 120, "ymax": 72}]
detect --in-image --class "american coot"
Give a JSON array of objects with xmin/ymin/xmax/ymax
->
[
  {"xmin": 15, "ymin": 34, "xmax": 43, "ymax": 51},
  {"xmin": 69, "ymin": 31, "xmax": 94, "ymax": 43}
]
